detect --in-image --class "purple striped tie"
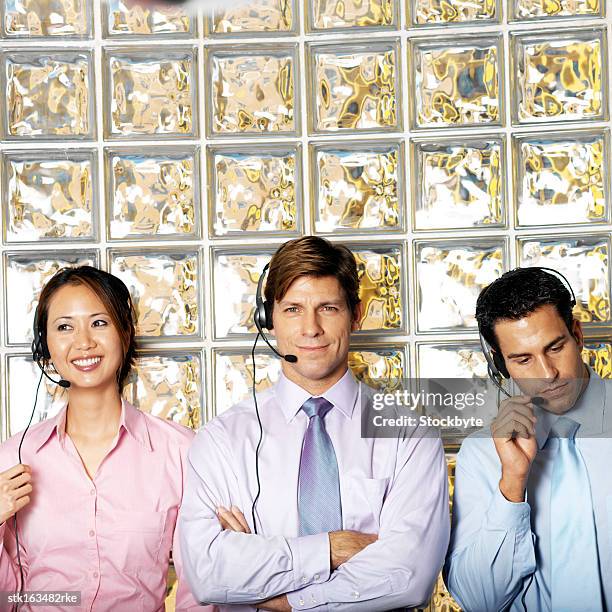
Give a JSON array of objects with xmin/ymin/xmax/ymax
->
[{"xmin": 298, "ymin": 397, "xmax": 342, "ymax": 536}]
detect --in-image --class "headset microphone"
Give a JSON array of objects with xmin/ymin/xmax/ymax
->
[
  {"xmin": 253, "ymin": 263, "xmax": 298, "ymax": 364},
  {"xmin": 35, "ymin": 360, "xmax": 71, "ymax": 388}
]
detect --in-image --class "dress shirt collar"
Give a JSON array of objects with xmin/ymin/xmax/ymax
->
[
  {"xmin": 535, "ymin": 366, "xmax": 605, "ymax": 449},
  {"xmin": 275, "ymin": 369, "xmax": 359, "ymax": 423},
  {"xmin": 34, "ymin": 398, "xmax": 153, "ymax": 453}
]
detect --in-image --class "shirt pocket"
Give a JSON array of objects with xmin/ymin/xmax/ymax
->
[
  {"xmin": 343, "ymin": 476, "xmax": 389, "ymax": 532},
  {"xmin": 106, "ymin": 509, "xmax": 167, "ymax": 571}
]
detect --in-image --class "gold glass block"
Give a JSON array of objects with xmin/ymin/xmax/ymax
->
[
  {"xmin": 2, "ymin": 0, "xmax": 90, "ymax": 37},
  {"xmin": 411, "ymin": 36, "xmax": 501, "ymax": 129},
  {"xmin": 3, "ymin": 50, "xmax": 93, "ymax": 138},
  {"xmin": 415, "ymin": 239, "xmax": 507, "ymax": 332},
  {"xmin": 411, "ymin": 0, "xmax": 497, "ymax": 24},
  {"xmin": 213, "ymin": 249, "xmax": 274, "ymax": 338},
  {"xmin": 348, "ymin": 346, "xmax": 406, "ymax": 391},
  {"xmin": 518, "ymin": 234, "xmax": 611, "ymax": 325},
  {"xmin": 107, "ymin": 147, "xmax": 199, "ymax": 240},
  {"xmin": 512, "ymin": 0, "xmax": 602, "ymax": 20},
  {"xmin": 105, "ymin": 48, "xmax": 196, "ymax": 138},
  {"xmin": 123, "ymin": 352, "xmax": 203, "ymax": 429},
  {"xmin": 582, "ymin": 340, "xmax": 612, "ymax": 379},
  {"xmin": 211, "ymin": 0, "xmax": 295, "ymax": 34},
  {"xmin": 353, "ymin": 244, "xmax": 404, "ymax": 332},
  {"xmin": 514, "ymin": 131, "xmax": 609, "ymax": 228},
  {"xmin": 208, "ymin": 46, "xmax": 297, "ymax": 135},
  {"xmin": 4, "ymin": 250, "xmax": 98, "ymax": 345},
  {"xmin": 309, "ymin": 41, "xmax": 400, "ymax": 133},
  {"xmin": 7, "ymin": 355, "xmax": 66, "ymax": 436},
  {"xmin": 104, "ymin": 0, "xmax": 192, "ymax": 37},
  {"xmin": 413, "ymin": 137, "xmax": 505, "ymax": 231},
  {"xmin": 512, "ymin": 29, "xmax": 607, "ymax": 124},
  {"xmin": 210, "ymin": 145, "xmax": 300, "ymax": 237},
  {"xmin": 109, "ymin": 249, "xmax": 201, "ymax": 338},
  {"xmin": 309, "ymin": 0, "xmax": 397, "ymax": 30},
  {"xmin": 312, "ymin": 141, "xmax": 404, "ymax": 233},
  {"xmin": 417, "ymin": 342, "xmax": 488, "ymax": 378},
  {"xmin": 3, "ymin": 150, "xmax": 96, "ymax": 243},
  {"xmin": 213, "ymin": 350, "xmax": 282, "ymax": 416}
]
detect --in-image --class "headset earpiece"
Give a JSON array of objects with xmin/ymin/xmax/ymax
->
[
  {"xmin": 254, "ymin": 263, "xmax": 273, "ymax": 331},
  {"xmin": 492, "ymin": 349, "xmax": 509, "ymax": 379},
  {"xmin": 32, "ymin": 310, "xmax": 50, "ymax": 362}
]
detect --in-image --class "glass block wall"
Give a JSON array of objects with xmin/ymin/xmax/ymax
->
[{"xmin": 0, "ymin": 0, "xmax": 611, "ymax": 608}]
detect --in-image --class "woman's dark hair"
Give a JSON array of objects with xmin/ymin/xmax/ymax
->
[
  {"xmin": 264, "ymin": 236, "xmax": 361, "ymax": 318},
  {"xmin": 475, "ymin": 267, "xmax": 575, "ymax": 353},
  {"xmin": 35, "ymin": 266, "xmax": 137, "ymax": 389}
]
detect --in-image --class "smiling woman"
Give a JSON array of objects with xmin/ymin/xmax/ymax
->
[{"xmin": 0, "ymin": 267, "xmax": 204, "ymax": 612}]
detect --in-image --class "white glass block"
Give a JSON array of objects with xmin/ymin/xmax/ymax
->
[
  {"xmin": 212, "ymin": 249, "xmax": 275, "ymax": 339},
  {"xmin": 2, "ymin": 0, "xmax": 91, "ymax": 38},
  {"xmin": 109, "ymin": 248, "xmax": 201, "ymax": 338},
  {"xmin": 308, "ymin": 40, "xmax": 400, "ymax": 134},
  {"xmin": 103, "ymin": 0, "xmax": 194, "ymax": 37},
  {"xmin": 308, "ymin": 0, "xmax": 398, "ymax": 30},
  {"xmin": 210, "ymin": 0, "xmax": 296, "ymax": 35},
  {"xmin": 312, "ymin": 141, "xmax": 404, "ymax": 234},
  {"xmin": 514, "ymin": 130, "xmax": 609, "ymax": 227},
  {"xmin": 412, "ymin": 136, "xmax": 505, "ymax": 231},
  {"xmin": 106, "ymin": 147, "xmax": 200, "ymax": 240},
  {"xmin": 518, "ymin": 234, "xmax": 611, "ymax": 326},
  {"xmin": 104, "ymin": 47, "xmax": 197, "ymax": 138},
  {"xmin": 7, "ymin": 354, "xmax": 66, "ymax": 437},
  {"xmin": 417, "ymin": 342, "xmax": 488, "ymax": 378},
  {"xmin": 209, "ymin": 144, "xmax": 301, "ymax": 237},
  {"xmin": 410, "ymin": 0, "xmax": 498, "ymax": 25},
  {"xmin": 3, "ymin": 149, "xmax": 97, "ymax": 243},
  {"xmin": 415, "ymin": 238, "xmax": 507, "ymax": 332},
  {"xmin": 123, "ymin": 351, "xmax": 203, "ymax": 429},
  {"xmin": 348, "ymin": 345, "xmax": 407, "ymax": 390},
  {"xmin": 4, "ymin": 250, "xmax": 99, "ymax": 345},
  {"xmin": 2, "ymin": 49, "xmax": 94, "ymax": 139}
]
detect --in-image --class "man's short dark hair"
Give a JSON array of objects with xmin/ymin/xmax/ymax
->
[{"xmin": 475, "ymin": 267, "xmax": 575, "ymax": 353}]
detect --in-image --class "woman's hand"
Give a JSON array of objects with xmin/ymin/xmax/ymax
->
[{"xmin": 0, "ymin": 464, "xmax": 32, "ymax": 524}]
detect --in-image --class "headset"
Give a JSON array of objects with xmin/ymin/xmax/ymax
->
[
  {"xmin": 250, "ymin": 263, "xmax": 298, "ymax": 538},
  {"xmin": 478, "ymin": 266, "xmax": 577, "ymax": 398},
  {"xmin": 477, "ymin": 266, "xmax": 576, "ymax": 612}
]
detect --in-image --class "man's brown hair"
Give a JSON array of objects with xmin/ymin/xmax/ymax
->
[
  {"xmin": 264, "ymin": 236, "xmax": 360, "ymax": 318},
  {"xmin": 36, "ymin": 266, "xmax": 137, "ymax": 389}
]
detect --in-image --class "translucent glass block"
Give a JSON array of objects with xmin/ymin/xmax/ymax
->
[
  {"xmin": 104, "ymin": 0, "xmax": 193, "ymax": 37},
  {"xmin": 209, "ymin": 145, "xmax": 301, "ymax": 237},
  {"xmin": 308, "ymin": 41, "xmax": 400, "ymax": 133},
  {"xmin": 106, "ymin": 147, "xmax": 199, "ymax": 240},
  {"xmin": 213, "ymin": 349, "xmax": 281, "ymax": 416},
  {"xmin": 3, "ymin": 149, "xmax": 97, "ymax": 243},
  {"xmin": 518, "ymin": 234, "xmax": 611, "ymax": 326},
  {"xmin": 511, "ymin": 29, "xmax": 607, "ymax": 124},
  {"xmin": 309, "ymin": 0, "xmax": 397, "ymax": 30},
  {"xmin": 208, "ymin": 45, "xmax": 297, "ymax": 136},
  {"xmin": 213, "ymin": 249, "xmax": 274, "ymax": 339},
  {"xmin": 415, "ymin": 238, "xmax": 507, "ymax": 332},
  {"xmin": 7, "ymin": 354, "xmax": 66, "ymax": 436},
  {"xmin": 410, "ymin": 0, "xmax": 497, "ymax": 25},
  {"xmin": 105, "ymin": 47, "xmax": 196, "ymax": 138},
  {"xmin": 582, "ymin": 340, "xmax": 612, "ymax": 379},
  {"xmin": 348, "ymin": 345, "xmax": 407, "ymax": 390},
  {"xmin": 312, "ymin": 141, "xmax": 404, "ymax": 233},
  {"xmin": 353, "ymin": 244, "xmax": 404, "ymax": 332},
  {"xmin": 123, "ymin": 351, "xmax": 203, "ymax": 429},
  {"xmin": 4, "ymin": 250, "xmax": 98, "ymax": 345},
  {"xmin": 3, "ymin": 50, "xmax": 93, "ymax": 139},
  {"xmin": 413, "ymin": 137, "xmax": 505, "ymax": 231},
  {"xmin": 109, "ymin": 249, "xmax": 201, "ymax": 338},
  {"xmin": 411, "ymin": 36, "xmax": 501, "ymax": 129},
  {"xmin": 2, "ymin": 0, "xmax": 90, "ymax": 37},
  {"xmin": 511, "ymin": 0, "xmax": 602, "ymax": 20},
  {"xmin": 417, "ymin": 342, "xmax": 488, "ymax": 378},
  {"xmin": 210, "ymin": 0, "xmax": 295, "ymax": 34},
  {"xmin": 514, "ymin": 130, "xmax": 609, "ymax": 227}
]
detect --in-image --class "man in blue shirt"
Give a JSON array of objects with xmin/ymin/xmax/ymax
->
[{"xmin": 445, "ymin": 267, "xmax": 611, "ymax": 612}]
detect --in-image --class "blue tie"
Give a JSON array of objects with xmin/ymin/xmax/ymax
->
[
  {"xmin": 549, "ymin": 417, "xmax": 603, "ymax": 612},
  {"xmin": 298, "ymin": 397, "xmax": 342, "ymax": 536}
]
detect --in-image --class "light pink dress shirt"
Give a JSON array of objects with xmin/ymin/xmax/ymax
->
[{"xmin": 0, "ymin": 399, "xmax": 207, "ymax": 612}]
